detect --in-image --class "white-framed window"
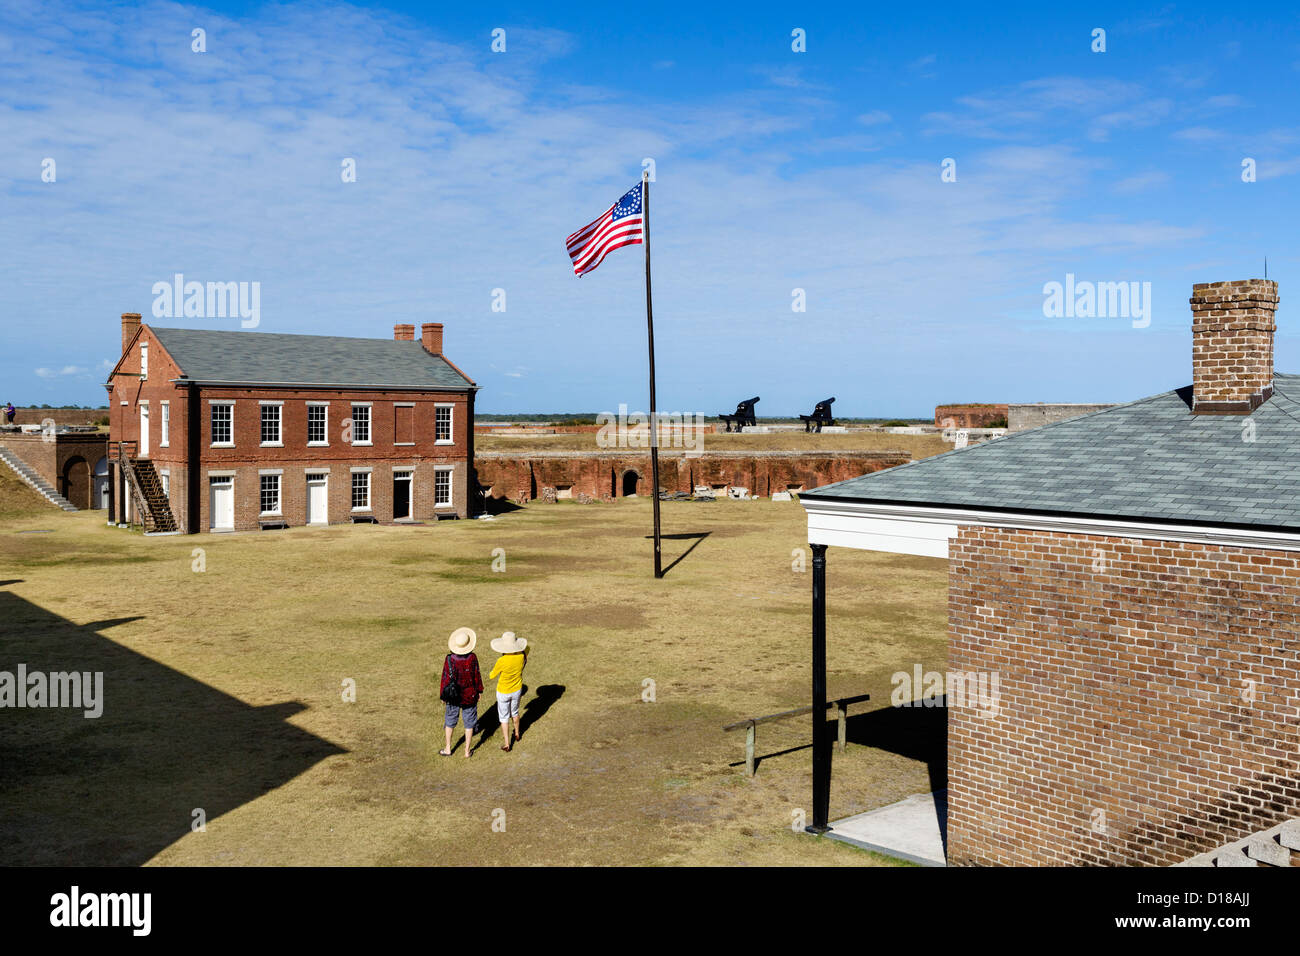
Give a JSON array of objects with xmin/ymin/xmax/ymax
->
[
  {"xmin": 434, "ymin": 466, "xmax": 453, "ymax": 508},
  {"xmin": 140, "ymin": 342, "xmax": 148, "ymax": 380},
  {"xmin": 260, "ymin": 401, "xmax": 282, "ymax": 446},
  {"xmin": 307, "ymin": 403, "xmax": 328, "ymax": 445},
  {"xmin": 260, "ymin": 473, "xmax": 281, "ymax": 515},
  {"xmin": 435, "ymin": 404, "xmax": 453, "ymax": 444},
  {"xmin": 351, "ymin": 403, "xmax": 371, "ymax": 445},
  {"xmin": 210, "ymin": 400, "xmax": 234, "ymax": 446},
  {"xmin": 160, "ymin": 469, "xmax": 170, "ymax": 500},
  {"xmin": 351, "ymin": 470, "xmax": 371, "ymax": 510},
  {"xmin": 160, "ymin": 401, "xmax": 170, "ymax": 447}
]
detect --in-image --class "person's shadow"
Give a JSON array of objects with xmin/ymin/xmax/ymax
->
[{"xmin": 466, "ymin": 683, "xmax": 565, "ymax": 752}]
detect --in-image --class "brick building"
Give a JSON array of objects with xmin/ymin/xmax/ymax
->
[
  {"xmin": 106, "ymin": 314, "xmax": 477, "ymax": 533},
  {"xmin": 800, "ymin": 279, "xmax": 1300, "ymax": 865}
]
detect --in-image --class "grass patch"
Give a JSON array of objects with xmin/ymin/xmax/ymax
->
[{"xmin": 0, "ymin": 495, "xmax": 947, "ymax": 866}]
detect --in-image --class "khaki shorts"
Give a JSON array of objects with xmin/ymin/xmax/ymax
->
[{"xmin": 496, "ymin": 690, "xmax": 522, "ymax": 722}]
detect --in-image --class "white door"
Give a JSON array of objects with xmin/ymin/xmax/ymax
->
[
  {"xmin": 307, "ymin": 477, "xmax": 328, "ymax": 525},
  {"xmin": 93, "ymin": 457, "xmax": 109, "ymax": 509},
  {"xmin": 139, "ymin": 404, "xmax": 150, "ymax": 457},
  {"xmin": 209, "ymin": 477, "xmax": 234, "ymax": 530}
]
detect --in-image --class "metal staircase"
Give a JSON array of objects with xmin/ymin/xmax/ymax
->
[
  {"xmin": 112, "ymin": 441, "xmax": 178, "ymax": 533},
  {"xmin": 0, "ymin": 444, "xmax": 78, "ymax": 511}
]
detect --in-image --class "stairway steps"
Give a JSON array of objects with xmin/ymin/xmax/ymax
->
[{"xmin": 0, "ymin": 446, "xmax": 79, "ymax": 511}]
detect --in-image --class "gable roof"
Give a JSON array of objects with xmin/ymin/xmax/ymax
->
[
  {"xmin": 144, "ymin": 327, "xmax": 475, "ymax": 390},
  {"xmin": 802, "ymin": 374, "xmax": 1300, "ymax": 532}
]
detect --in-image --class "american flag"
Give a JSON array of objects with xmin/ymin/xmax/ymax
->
[{"xmin": 566, "ymin": 182, "xmax": 644, "ymax": 277}]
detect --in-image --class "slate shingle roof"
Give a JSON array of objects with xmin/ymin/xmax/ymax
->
[
  {"xmin": 148, "ymin": 327, "xmax": 474, "ymax": 389},
  {"xmin": 802, "ymin": 374, "xmax": 1300, "ymax": 531}
]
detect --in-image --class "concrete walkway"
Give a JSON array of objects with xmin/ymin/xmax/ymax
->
[{"xmin": 826, "ymin": 790, "xmax": 947, "ymax": 866}]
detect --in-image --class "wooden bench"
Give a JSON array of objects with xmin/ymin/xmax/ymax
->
[
  {"xmin": 723, "ymin": 692, "xmax": 871, "ymax": 776},
  {"xmin": 258, "ymin": 518, "xmax": 289, "ymax": 530}
]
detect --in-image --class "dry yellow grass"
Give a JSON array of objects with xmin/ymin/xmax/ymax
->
[
  {"xmin": 0, "ymin": 488, "xmax": 948, "ymax": 866},
  {"xmin": 477, "ymin": 429, "xmax": 951, "ymax": 459}
]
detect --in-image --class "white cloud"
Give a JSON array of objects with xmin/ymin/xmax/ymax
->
[{"xmin": 857, "ymin": 109, "xmax": 892, "ymax": 126}]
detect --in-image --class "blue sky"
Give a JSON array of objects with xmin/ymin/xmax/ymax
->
[{"xmin": 3, "ymin": 1, "xmax": 1299, "ymax": 416}]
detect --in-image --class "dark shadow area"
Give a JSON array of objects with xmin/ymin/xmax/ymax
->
[
  {"xmin": 519, "ymin": 684, "xmax": 564, "ymax": 738},
  {"xmin": 480, "ymin": 494, "xmax": 523, "ymax": 516},
  {"xmin": 729, "ymin": 698, "xmax": 949, "ymax": 855},
  {"xmin": 0, "ymin": 580, "xmax": 23, "ymax": 587},
  {"xmin": 1175, "ymin": 384, "xmax": 1194, "ymax": 411},
  {"xmin": 0, "ymin": 588, "xmax": 346, "ymax": 865},
  {"xmin": 643, "ymin": 531, "xmax": 710, "ymax": 576}
]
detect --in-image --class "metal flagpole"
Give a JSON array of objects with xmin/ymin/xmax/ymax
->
[{"xmin": 643, "ymin": 168, "xmax": 662, "ymax": 578}]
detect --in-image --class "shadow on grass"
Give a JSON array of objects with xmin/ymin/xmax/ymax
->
[
  {"xmin": 731, "ymin": 700, "xmax": 948, "ymax": 854},
  {"xmin": 0, "ymin": 587, "xmax": 346, "ymax": 865},
  {"xmin": 459, "ymin": 683, "xmax": 565, "ymax": 754},
  {"xmin": 642, "ymin": 531, "xmax": 710, "ymax": 577}
]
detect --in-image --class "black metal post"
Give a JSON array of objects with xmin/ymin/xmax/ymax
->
[
  {"xmin": 643, "ymin": 169, "xmax": 662, "ymax": 578},
  {"xmin": 808, "ymin": 542, "xmax": 831, "ymax": 833}
]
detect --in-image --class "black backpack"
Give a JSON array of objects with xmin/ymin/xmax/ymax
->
[{"xmin": 440, "ymin": 654, "xmax": 461, "ymax": 704}]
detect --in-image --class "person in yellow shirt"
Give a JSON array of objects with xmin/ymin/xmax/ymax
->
[{"xmin": 489, "ymin": 632, "xmax": 528, "ymax": 752}]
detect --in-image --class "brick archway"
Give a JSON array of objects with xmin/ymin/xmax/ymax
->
[
  {"xmin": 61, "ymin": 456, "xmax": 90, "ymax": 509},
  {"xmin": 620, "ymin": 469, "xmax": 640, "ymax": 497}
]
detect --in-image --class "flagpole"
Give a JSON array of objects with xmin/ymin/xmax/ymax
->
[{"xmin": 643, "ymin": 169, "xmax": 662, "ymax": 579}]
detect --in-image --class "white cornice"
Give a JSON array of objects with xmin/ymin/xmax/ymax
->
[{"xmin": 801, "ymin": 496, "xmax": 1300, "ymax": 553}]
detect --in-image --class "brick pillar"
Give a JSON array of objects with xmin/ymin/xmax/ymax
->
[
  {"xmin": 121, "ymin": 313, "xmax": 142, "ymax": 354},
  {"xmin": 1189, "ymin": 279, "xmax": 1278, "ymax": 414}
]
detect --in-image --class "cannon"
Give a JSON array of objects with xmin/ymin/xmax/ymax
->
[
  {"xmin": 799, "ymin": 398, "xmax": 836, "ymax": 433},
  {"xmin": 718, "ymin": 397, "xmax": 759, "ymax": 433}
]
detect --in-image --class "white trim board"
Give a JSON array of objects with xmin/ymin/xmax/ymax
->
[{"xmin": 802, "ymin": 497, "xmax": 1300, "ymax": 557}]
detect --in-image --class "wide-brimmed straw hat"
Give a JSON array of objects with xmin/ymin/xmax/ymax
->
[
  {"xmin": 448, "ymin": 627, "xmax": 477, "ymax": 654},
  {"xmin": 490, "ymin": 631, "xmax": 527, "ymax": 654}
]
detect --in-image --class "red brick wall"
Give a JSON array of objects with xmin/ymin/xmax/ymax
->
[
  {"xmin": 948, "ymin": 526, "xmax": 1300, "ymax": 866},
  {"xmin": 475, "ymin": 451, "xmax": 910, "ymax": 503},
  {"xmin": 9, "ymin": 408, "xmax": 107, "ymax": 426},
  {"xmin": 934, "ymin": 405, "xmax": 1008, "ymax": 428},
  {"xmin": 0, "ymin": 433, "xmax": 110, "ymax": 509}
]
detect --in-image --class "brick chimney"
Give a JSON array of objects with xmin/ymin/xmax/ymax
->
[
  {"xmin": 394, "ymin": 323, "xmax": 415, "ymax": 341},
  {"xmin": 1189, "ymin": 279, "xmax": 1278, "ymax": 414},
  {"xmin": 421, "ymin": 322, "xmax": 443, "ymax": 354},
  {"xmin": 121, "ymin": 312, "xmax": 142, "ymax": 354}
]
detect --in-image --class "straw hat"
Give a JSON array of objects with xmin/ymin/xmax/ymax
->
[
  {"xmin": 447, "ymin": 627, "xmax": 477, "ymax": 654},
  {"xmin": 490, "ymin": 631, "xmax": 527, "ymax": 654}
]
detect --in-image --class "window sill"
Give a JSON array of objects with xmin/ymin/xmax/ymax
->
[
  {"xmin": 261, "ymin": 442, "xmax": 284, "ymax": 448},
  {"xmin": 351, "ymin": 507, "xmax": 372, "ymax": 513},
  {"xmin": 307, "ymin": 441, "xmax": 329, "ymax": 447},
  {"xmin": 351, "ymin": 441, "xmax": 373, "ymax": 447},
  {"xmin": 394, "ymin": 442, "xmax": 415, "ymax": 447},
  {"xmin": 435, "ymin": 440, "xmax": 453, "ymax": 446},
  {"xmin": 211, "ymin": 443, "xmax": 235, "ymax": 448}
]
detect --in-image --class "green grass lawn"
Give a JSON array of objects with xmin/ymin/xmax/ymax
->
[{"xmin": 0, "ymin": 488, "xmax": 948, "ymax": 866}]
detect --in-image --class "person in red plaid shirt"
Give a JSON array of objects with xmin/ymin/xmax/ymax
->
[{"xmin": 440, "ymin": 627, "xmax": 484, "ymax": 758}]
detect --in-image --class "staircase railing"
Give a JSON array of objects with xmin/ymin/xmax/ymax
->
[{"xmin": 112, "ymin": 440, "xmax": 175, "ymax": 532}]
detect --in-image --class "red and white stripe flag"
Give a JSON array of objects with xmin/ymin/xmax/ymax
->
[{"xmin": 566, "ymin": 182, "xmax": 644, "ymax": 276}]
